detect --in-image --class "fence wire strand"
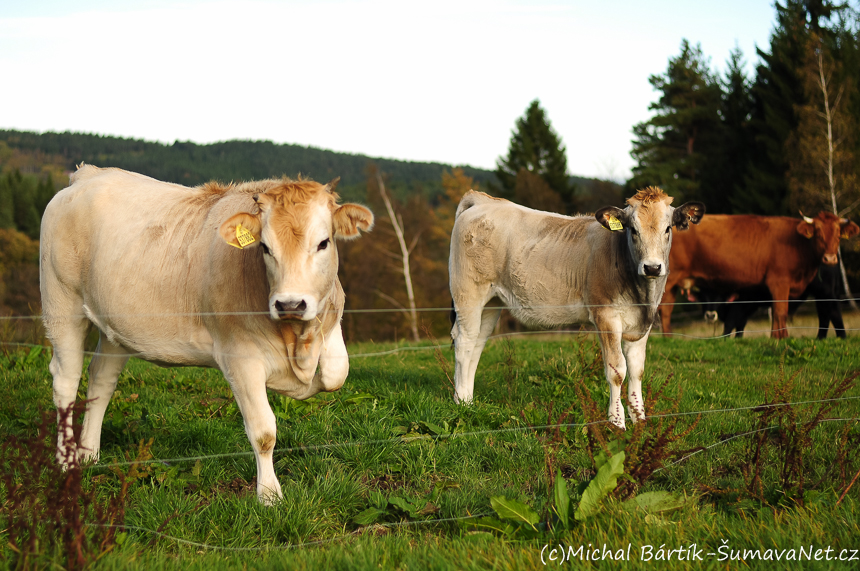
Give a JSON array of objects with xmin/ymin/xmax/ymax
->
[
  {"xmin": 2, "ymin": 296, "xmax": 860, "ymax": 321},
  {"xmin": 90, "ymin": 394, "xmax": 860, "ymax": 471},
  {"xmin": 87, "ymin": 512, "xmax": 495, "ymax": 553}
]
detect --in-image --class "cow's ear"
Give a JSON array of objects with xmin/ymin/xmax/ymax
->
[
  {"xmin": 673, "ymin": 202, "xmax": 705, "ymax": 230},
  {"xmin": 840, "ymin": 219, "xmax": 860, "ymax": 239},
  {"xmin": 333, "ymin": 203, "xmax": 374, "ymax": 240},
  {"xmin": 796, "ymin": 219, "xmax": 815, "ymax": 239},
  {"xmin": 220, "ymin": 212, "xmax": 262, "ymax": 249},
  {"xmin": 595, "ymin": 206, "xmax": 627, "ymax": 232}
]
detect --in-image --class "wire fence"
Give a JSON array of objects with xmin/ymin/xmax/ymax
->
[
  {"xmin": 74, "ymin": 405, "xmax": 859, "ymax": 552},
  {"xmin": 3, "ymin": 296, "xmax": 860, "ymax": 321},
  {"xmin": 3, "ymin": 304, "xmax": 858, "ymax": 553}
]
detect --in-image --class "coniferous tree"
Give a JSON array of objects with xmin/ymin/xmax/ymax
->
[
  {"xmin": 493, "ymin": 100, "xmax": 574, "ymax": 213},
  {"xmin": 0, "ymin": 173, "xmax": 13, "ymax": 230},
  {"xmin": 711, "ymin": 47, "xmax": 755, "ymax": 214},
  {"xmin": 737, "ymin": 0, "xmax": 842, "ymax": 214},
  {"xmin": 629, "ymin": 40, "xmax": 723, "ymax": 204}
]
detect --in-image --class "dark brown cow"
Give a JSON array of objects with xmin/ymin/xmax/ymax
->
[{"xmin": 660, "ymin": 212, "xmax": 859, "ymax": 339}]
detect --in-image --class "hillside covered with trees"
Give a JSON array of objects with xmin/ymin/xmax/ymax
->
[
  {"xmin": 0, "ymin": 123, "xmax": 621, "ymax": 340},
  {"xmin": 3, "ymin": 0, "xmax": 860, "ymax": 341}
]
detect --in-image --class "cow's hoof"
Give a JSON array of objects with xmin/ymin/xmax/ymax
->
[
  {"xmin": 257, "ymin": 485, "xmax": 284, "ymax": 506},
  {"xmin": 608, "ymin": 415, "xmax": 626, "ymax": 430}
]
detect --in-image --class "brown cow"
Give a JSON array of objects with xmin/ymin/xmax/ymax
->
[{"xmin": 660, "ymin": 212, "xmax": 859, "ymax": 338}]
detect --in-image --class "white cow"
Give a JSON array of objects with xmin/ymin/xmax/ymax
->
[
  {"xmin": 40, "ymin": 165, "xmax": 373, "ymax": 504},
  {"xmin": 449, "ymin": 188, "xmax": 703, "ymax": 428}
]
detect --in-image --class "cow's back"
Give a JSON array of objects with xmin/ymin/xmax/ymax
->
[
  {"xmin": 450, "ymin": 191, "xmax": 615, "ymax": 326},
  {"xmin": 669, "ymin": 215, "xmax": 814, "ymax": 290}
]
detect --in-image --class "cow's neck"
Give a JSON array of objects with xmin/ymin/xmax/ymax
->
[
  {"xmin": 277, "ymin": 283, "xmax": 344, "ymax": 381},
  {"xmin": 616, "ymin": 231, "xmax": 665, "ymax": 320}
]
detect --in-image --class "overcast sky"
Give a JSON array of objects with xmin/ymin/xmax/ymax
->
[{"xmin": 1, "ymin": 0, "xmax": 777, "ymax": 181}]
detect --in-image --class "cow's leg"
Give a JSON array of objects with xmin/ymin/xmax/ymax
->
[
  {"xmin": 78, "ymin": 333, "xmax": 130, "ymax": 463},
  {"xmin": 451, "ymin": 294, "xmax": 494, "ymax": 405},
  {"xmin": 464, "ymin": 307, "xmax": 502, "ymax": 389},
  {"xmin": 622, "ymin": 334, "xmax": 649, "ymax": 423},
  {"xmin": 595, "ymin": 317, "xmax": 626, "ymax": 429},
  {"xmin": 767, "ymin": 283, "xmax": 790, "ymax": 339},
  {"xmin": 44, "ymin": 308, "xmax": 90, "ymax": 468},
  {"xmin": 831, "ymin": 302, "xmax": 846, "ymax": 339},
  {"xmin": 221, "ymin": 356, "xmax": 282, "ymax": 505}
]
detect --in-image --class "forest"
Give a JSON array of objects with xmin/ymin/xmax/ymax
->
[{"xmin": 2, "ymin": 0, "xmax": 860, "ymax": 342}]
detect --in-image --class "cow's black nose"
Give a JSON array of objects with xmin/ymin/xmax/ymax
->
[
  {"xmin": 275, "ymin": 300, "xmax": 307, "ymax": 318},
  {"xmin": 643, "ymin": 264, "xmax": 662, "ymax": 277}
]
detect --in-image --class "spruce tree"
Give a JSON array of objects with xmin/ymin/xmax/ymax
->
[
  {"xmin": 629, "ymin": 40, "xmax": 723, "ymax": 204},
  {"xmin": 711, "ymin": 46, "xmax": 755, "ymax": 214},
  {"xmin": 493, "ymin": 100, "xmax": 574, "ymax": 213},
  {"xmin": 738, "ymin": 0, "xmax": 844, "ymax": 214}
]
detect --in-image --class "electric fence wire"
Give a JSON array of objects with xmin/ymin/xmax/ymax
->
[
  {"xmin": 77, "ymin": 413, "xmax": 860, "ymax": 553},
  {"xmin": 85, "ymin": 512, "xmax": 496, "ymax": 553},
  {"xmin": 5, "ymin": 302, "xmax": 858, "ymax": 552},
  {"xmin": 3, "ymin": 324, "xmax": 860, "ymax": 361},
  {"xmin": 2, "ymin": 297, "xmax": 859, "ymax": 321},
  {"xmin": 91, "ymin": 395, "xmax": 860, "ymax": 471}
]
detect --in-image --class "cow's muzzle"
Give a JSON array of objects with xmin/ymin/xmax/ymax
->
[
  {"xmin": 822, "ymin": 253, "xmax": 838, "ymax": 265},
  {"xmin": 274, "ymin": 299, "xmax": 308, "ymax": 320},
  {"xmin": 642, "ymin": 263, "xmax": 663, "ymax": 278},
  {"xmin": 704, "ymin": 310, "xmax": 718, "ymax": 323}
]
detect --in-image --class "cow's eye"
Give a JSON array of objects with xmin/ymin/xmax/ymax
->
[
  {"xmin": 260, "ymin": 242, "xmax": 271, "ymax": 255},
  {"xmin": 665, "ymin": 226, "xmax": 671, "ymax": 234},
  {"xmin": 317, "ymin": 238, "xmax": 330, "ymax": 251},
  {"xmin": 630, "ymin": 227, "xmax": 639, "ymax": 236}
]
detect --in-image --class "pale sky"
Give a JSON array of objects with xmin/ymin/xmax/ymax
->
[{"xmin": 1, "ymin": 0, "xmax": 777, "ymax": 181}]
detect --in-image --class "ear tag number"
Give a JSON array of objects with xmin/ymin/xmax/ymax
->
[
  {"xmin": 235, "ymin": 223, "xmax": 256, "ymax": 248},
  {"xmin": 608, "ymin": 216, "xmax": 623, "ymax": 231}
]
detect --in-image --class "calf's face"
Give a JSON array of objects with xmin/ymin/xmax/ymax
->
[
  {"xmin": 219, "ymin": 179, "xmax": 373, "ymax": 321},
  {"xmin": 596, "ymin": 187, "xmax": 704, "ymax": 279}
]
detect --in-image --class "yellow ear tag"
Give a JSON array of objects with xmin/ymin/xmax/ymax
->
[
  {"xmin": 607, "ymin": 216, "xmax": 623, "ymax": 231},
  {"xmin": 235, "ymin": 223, "xmax": 256, "ymax": 249}
]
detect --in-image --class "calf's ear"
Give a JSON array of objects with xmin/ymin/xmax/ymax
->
[
  {"xmin": 673, "ymin": 202, "xmax": 705, "ymax": 230},
  {"xmin": 333, "ymin": 204, "xmax": 374, "ymax": 240},
  {"xmin": 220, "ymin": 213, "xmax": 262, "ymax": 249},
  {"xmin": 796, "ymin": 219, "xmax": 815, "ymax": 239},
  {"xmin": 840, "ymin": 219, "xmax": 859, "ymax": 239},
  {"xmin": 595, "ymin": 206, "xmax": 628, "ymax": 232}
]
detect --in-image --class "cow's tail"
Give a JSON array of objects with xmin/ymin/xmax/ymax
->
[{"xmin": 454, "ymin": 189, "xmax": 497, "ymax": 220}]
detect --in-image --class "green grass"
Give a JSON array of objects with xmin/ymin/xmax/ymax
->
[{"xmin": 2, "ymin": 332, "xmax": 860, "ymax": 570}]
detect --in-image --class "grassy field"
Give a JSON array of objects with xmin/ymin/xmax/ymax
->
[{"xmin": 2, "ymin": 324, "xmax": 860, "ymax": 570}]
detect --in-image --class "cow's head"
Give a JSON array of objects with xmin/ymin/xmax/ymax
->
[
  {"xmin": 595, "ymin": 187, "xmax": 704, "ymax": 279},
  {"xmin": 796, "ymin": 212, "xmax": 859, "ymax": 265},
  {"xmin": 219, "ymin": 177, "xmax": 374, "ymax": 321}
]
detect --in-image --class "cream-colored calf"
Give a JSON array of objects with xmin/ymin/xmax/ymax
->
[
  {"xmin": 449, "ymin": 188, "xmax": 703, "ymax": 428},
  {"xmin": 41, "ymin": 165, "xmax": 373, "ymax": 504}
]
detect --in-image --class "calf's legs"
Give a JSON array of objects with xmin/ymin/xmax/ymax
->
[
  {"xmin": 47, "ymin": 316, "xmax": 90, "ymax": 467},
  {"xmin": 596, "ymin": 317, "xmax": 651, "ymax": 429},
  {"xmin": 451, "ymin": 301, "xmax": 500, "ymax": 404},
  {"xmin": 78, "ymin": 334, "xmax": 130, "ymax": 462}
]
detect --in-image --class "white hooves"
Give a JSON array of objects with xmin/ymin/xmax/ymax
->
[
  {"xmin": 258, "ymin": 486, "xmax": 284, "ymax": 506},
  {"xmin": 608, "ymin": 414, "xmax": 626, "ymax": 430}
]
